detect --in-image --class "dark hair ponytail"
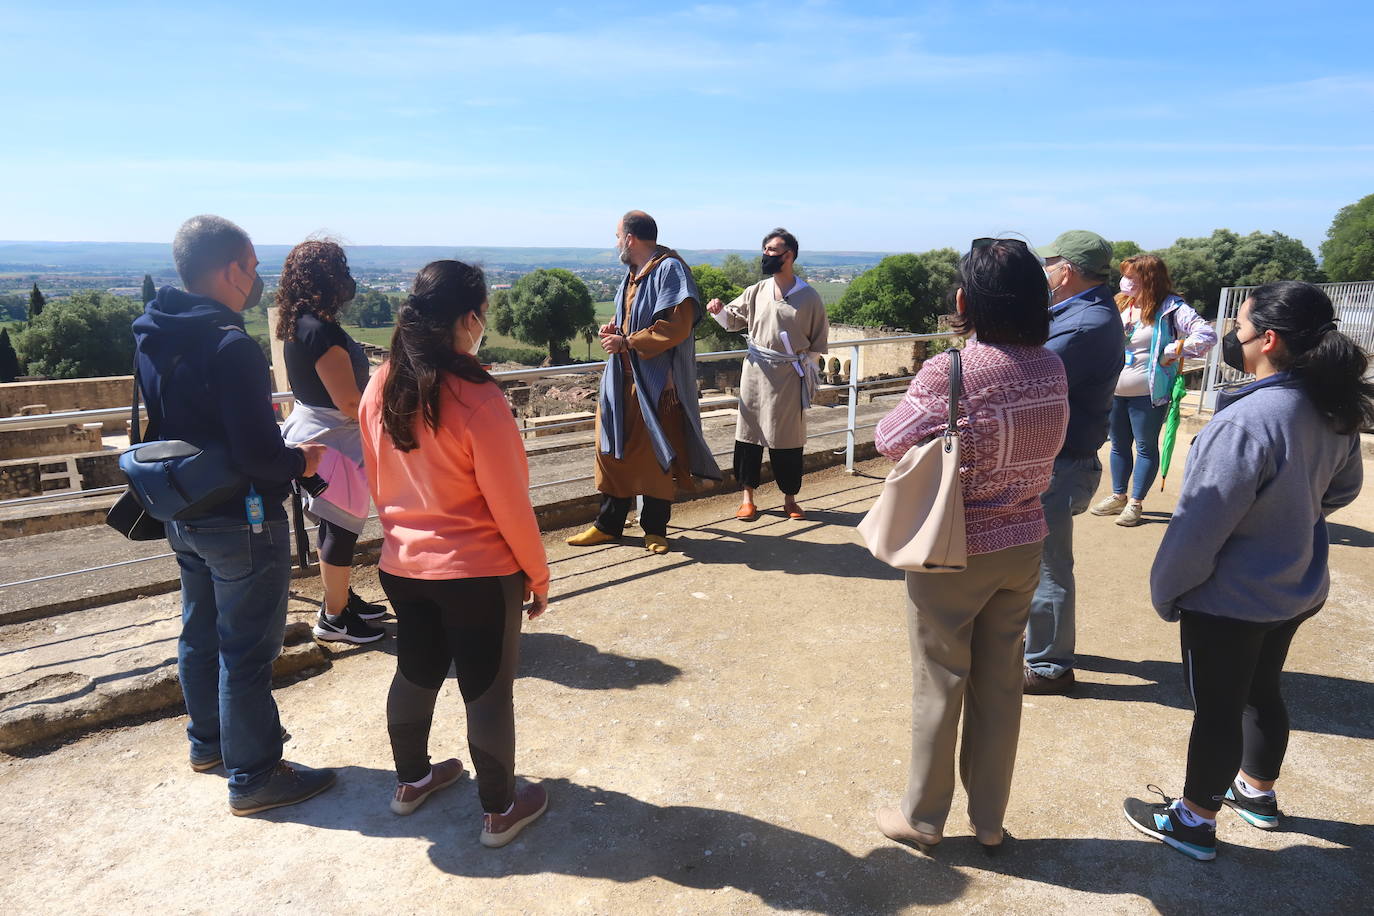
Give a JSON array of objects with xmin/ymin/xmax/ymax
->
[
  {"xmin": 1248, "ymin": 280, "xmax": 1374, "ymax": 436},
  {"xmin": 382, "ymin": 260, "xmax": 493, "ymax": 451}
]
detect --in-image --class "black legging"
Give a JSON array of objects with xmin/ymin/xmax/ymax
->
[
  {"xmin": 733, "ymin": 440, "xmax": 804, "ymax": 495},
  {"xmin": 317, "ymin": 518, "xmax": 358, "ymax": 567},
  {"xmin": 1180, "ymin": 606, "xmax": 1320, "ymax": 811},
  {"xmin": 379, "ymin": 570, "xmax": 524, "ymax": 812}
]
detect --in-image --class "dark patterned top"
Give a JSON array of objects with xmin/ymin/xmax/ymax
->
[{"xmin": 875, "ymin": 340, "xmax": 1069, "ymax": 555}]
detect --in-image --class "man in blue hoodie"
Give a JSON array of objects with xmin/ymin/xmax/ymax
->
[
  {"xmin": 1023, "ymin": 230, "xmax": 1125, "ymax": 695},
  {"xmin": 134, "ymin": 215, "xmax": 334, "ymax": 815}
]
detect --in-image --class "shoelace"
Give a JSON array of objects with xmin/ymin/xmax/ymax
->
[{"xmin": 1145, "ymin": 784, "xmax": 1172, "ymax": 805}]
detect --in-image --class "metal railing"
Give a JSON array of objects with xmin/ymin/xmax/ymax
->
[
  {"xmin": 1200, "ymin": 280, "xmax": 1374, "ymax": 410},
  {"xmin": 0, "ymin": 332, "xmax": 950, "ymax": 592}
]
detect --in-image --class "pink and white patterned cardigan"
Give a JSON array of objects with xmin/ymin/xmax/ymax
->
[{"xmin": 874, "ymin": 340, "xmax": 1070, "ymax": 556}]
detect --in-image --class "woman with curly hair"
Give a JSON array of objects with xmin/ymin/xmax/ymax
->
[
  {"xmin": 1089, "ymin": 254, "xmax": 1216, "ymax": 526},
  {"xmin": 277, "ymin": 239, "xmax": 387, "ymax": 644}
]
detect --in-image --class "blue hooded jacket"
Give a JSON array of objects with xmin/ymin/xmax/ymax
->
[{"xmin": 131, "ymin": 287, "xmax": 304, "ymax": 520}]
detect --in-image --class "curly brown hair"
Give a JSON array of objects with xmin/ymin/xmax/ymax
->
[{"xmin": 274, "ymin": 239, "xmax": 354, "ymax": 342}]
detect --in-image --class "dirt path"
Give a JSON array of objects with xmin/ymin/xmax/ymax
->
[{"xmin": 3, "ymin": 448, "xmax": 1373, "ymax": 914}]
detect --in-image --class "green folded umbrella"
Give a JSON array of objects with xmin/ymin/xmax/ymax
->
[{"xmin": 1158, "ymin": 349, "xmax": 1189, "ymax": 491}]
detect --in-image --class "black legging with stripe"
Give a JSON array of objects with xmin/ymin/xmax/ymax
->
[
  {"xmin": 1179, "ymin": 606, "xmax": 1319, "ymax": 811},
  {"xmin": 380, "ymin": 570, "xmax": 524, "ymax": 812}
]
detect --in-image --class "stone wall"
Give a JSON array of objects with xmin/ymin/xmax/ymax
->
[
  {"xmin": 824, "ymin": 324, "xmax": 933, "ymax": 380},
  {"xmin": 0, "ymin": 423, "xmax": 104, "ymax": 460},
  {"xmin": 0, "ymin": 377, "xmax": 132, "ymax": 432}
]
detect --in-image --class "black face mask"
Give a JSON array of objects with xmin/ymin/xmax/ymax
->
[
  {"xmin": 340, "ymin": 276, "xmax": 357, "ymax": 304},
  {"xmin": 760, "ymin": 253, "xmax": 786, "ymax": 275},
  {"xmin": 1221, "ymin": 328, "xmax": 1257, "ymax": 372}
]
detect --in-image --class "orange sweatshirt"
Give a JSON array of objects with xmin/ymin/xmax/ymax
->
[{"xmin": 358, "ymin": 364, "xmax": 550, "ymax": 595}]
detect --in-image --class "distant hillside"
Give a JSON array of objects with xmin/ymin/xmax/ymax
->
[{"xmin": 0, "ymin": 241, "xmax": 891, "ymax": 273}]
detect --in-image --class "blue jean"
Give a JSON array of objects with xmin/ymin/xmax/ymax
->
[
  {"xmin": 1024, "ymin": 455, "xmax": 1102, "ymax": 679},
  {"xmin": 168, "ymin": 517, "xmax": 291, "ymax": 796},
  {"xmin": 1108, "ymin": 395, "xmax": 1168, "ymax": 500}
]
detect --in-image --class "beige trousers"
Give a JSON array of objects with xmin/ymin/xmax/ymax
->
[{"xmin": 901, "ymin": 539, "xmax": 1043, "ymax": 835}]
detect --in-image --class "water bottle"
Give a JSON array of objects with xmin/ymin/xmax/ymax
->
[{"xmin": 245, "ymin": 485, "xmax": 265, "ymax": 534}]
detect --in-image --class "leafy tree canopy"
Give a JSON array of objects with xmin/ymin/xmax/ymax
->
[
  {"xmin": 17, "ymin": 291, "xmax": 143, "ymax": 379},
  {"xmin": 719, "ymin": 253, "xmax": 762, "ymax": 288},
  {"xmin": 494, "ymin": 268, "xmax": 595, "ymax": 364},
  {"xmin": 690, "ymin": 264, "xmax": 745, "ymax": 351},
  {"xmin": 1320, "ymin": 193, "xmax": 1374, "ymax": 282},
  {"xmin": 1153, "ymin": 229, "xmax": 1323, "ymax": 316},
  {"xmin": 829, "ymin": 250, "xmax": 958, "ymax": 332},
  {"xmin": 345, "ymin": 289, "xmax": 394, "ymax": 328}
]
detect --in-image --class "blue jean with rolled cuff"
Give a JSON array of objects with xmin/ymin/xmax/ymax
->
[
  {"xmin": 1108, "ymin": 395, "xmax": 1169, "ymax": 501},
  {"xmin": 1024, "ymin": 455, "xmax": 1102, "ymax": 679},
  {"xmin": 168, "ymin": 517, "xmax": 291, "ymax": 796}
]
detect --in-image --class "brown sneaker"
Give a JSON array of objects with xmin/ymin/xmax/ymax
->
[
  {"xmin": 391, "ymin": 758, "xmax": 465, "ymax": 815},
  {"xmin": 1023, "ymin": 666, "xmax": 1076, "ymax": 695},
  {"xmin": 480, "ymin": 781, "xmax": 548, "ymax": 848}
]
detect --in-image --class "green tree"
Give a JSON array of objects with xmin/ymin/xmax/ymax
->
[
  {"xmin": 17, "ymin": 291, "xmax": 143, "ymax": 379},
  {"xmin": 1320, "ymin": 193, "xmax": 1374, "ymax": 282},
  {"xmin": 720, "ymin": 253, "xmax": 762, "ymax": 288},
  {"xmin": 495, "ymin": 268, "xmax": 595, "ymax": 364},
  {"xmin": 690, "ymin": 264, "xmax": 746, "ymax": 351},
  {"xmin": 28, "ymin": 283, "xmax": 45, "ymax": 322},
  {"xmin": 579, "ymin": 321, "xmax": 600, "ymax": 361},
  {"xmin": 0, "ymin": 328, "xmax": 20, "ymax": 382},
  {"xmin": 1152, "ymin": 246, "xmax": 1221, "ymax": 316},
  {"xmin": 1112, "ymin": 240, "xmax": 1143, "ymax": 262},
  {"xmin": 829, "ymin": 253, "xmax": 945, "ymax": 332},
  {"xmin": 347, "ymin": 289, "xmax": 394, "ymax": 328},
  {"xmin": 141, "ymin": 274, "xmax": 157, "ymax": 305}
]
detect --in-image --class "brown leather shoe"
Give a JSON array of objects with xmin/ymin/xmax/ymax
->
[
  {"xmin": 1023, "ymin": 666, "xmax": 1075, "ymax": 695},
  {"xmin": 735, "ymin": 503, "xmax": 758, "ymax": 521}
]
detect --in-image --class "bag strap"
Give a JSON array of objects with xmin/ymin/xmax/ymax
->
[
  {"xmin": 945, "ymin": 348, "xmax": 962, "ymax": 435},
  {"xmin": 129, "ymin": 344, "xmax": 144, "ymax": 445}
]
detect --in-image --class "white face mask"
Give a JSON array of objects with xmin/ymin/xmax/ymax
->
[
  {"xmin": 466, "ymin": 313, "xmax": 485, "ymax": 356},
  {"xmin": 1120, "ymin": 276, "xmax": 1138, "ymax": 296}
]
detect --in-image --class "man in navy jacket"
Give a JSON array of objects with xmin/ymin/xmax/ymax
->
[
  {"xmin": 133, "ymin": 214, "xmax": 333, "ymax": 814},
  {"xmin": 1023, "ymin": 230, "xmax": 1125, "ymax": 694}
]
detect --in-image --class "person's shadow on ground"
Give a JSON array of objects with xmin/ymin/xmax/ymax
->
[
  {"xmin": 519, "ymin": 631, "xmax": 682, "ymax": 691},
  {"xmin": 942, "ymin": 817, "xmax": 1374, "ymax": 914},
  {"xmin": 1074, "ymin": 653, "xmax": 1374, "ymax": 740},
  {"xmin": 263, "ymin": 771, "xmax": 968, "ymax": 914}
]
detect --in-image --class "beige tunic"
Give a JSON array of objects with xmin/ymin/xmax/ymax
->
[{"xmin": 719, "ymin": 277, "xmax": 829, "ymax": 449}]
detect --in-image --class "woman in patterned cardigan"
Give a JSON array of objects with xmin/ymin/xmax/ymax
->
[{"xmin": 873, "ymin": 238, "xmax": 1069, "ymax": 851}]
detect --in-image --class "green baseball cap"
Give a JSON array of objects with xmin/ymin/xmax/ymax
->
[{"xmin": 1036, "ymin": 230, "xmax": 1112, "ymax": 275}]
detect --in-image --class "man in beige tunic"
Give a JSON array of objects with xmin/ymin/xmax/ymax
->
[{"xmin": 706, "ymin": 228, "xmax": 828, "ymax": 520}]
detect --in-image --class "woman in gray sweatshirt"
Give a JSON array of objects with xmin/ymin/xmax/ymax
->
[{"xmin": 1124, "ymin": 281, "xmax": 1371, "ymax": 861}]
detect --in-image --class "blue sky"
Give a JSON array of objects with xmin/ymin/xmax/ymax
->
[{"xmin": 2, "ymin": 0, "xmax": 1371, "ymax": 254}]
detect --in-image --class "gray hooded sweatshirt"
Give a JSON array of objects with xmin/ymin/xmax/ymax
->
[{"xmin": 1150, "ymin": 372, "xmax": 1363, "ymax": 623}]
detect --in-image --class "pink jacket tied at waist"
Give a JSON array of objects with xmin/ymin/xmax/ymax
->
[{"xmin": 875, "ymin": 341, "xmax": 1070, "ymax": 556}]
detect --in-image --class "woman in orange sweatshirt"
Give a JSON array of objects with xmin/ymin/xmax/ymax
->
[{"xmin": 359, "ymin": 259, "xmax": 550, "ymax": 848}]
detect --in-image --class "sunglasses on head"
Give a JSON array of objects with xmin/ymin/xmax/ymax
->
[{"xmin": 971, "ymin": 237, "xmax": 1030, "ymax": 254}]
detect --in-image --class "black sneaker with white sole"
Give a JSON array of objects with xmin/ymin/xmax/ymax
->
[
  {"xmin": 312, "ymin": 605, "xmax": 386, "ymax": 644},
  {"xmin": 1123, "ymin": 786, "xmax": 1217, "ymax": 861},
  {"xmin": 1223, "ymin": 779, "xmax": 1279, "ymax": 829},
  {"xmin": 347, "ymin": 588, "xmax": 389, "ymax": 621}
]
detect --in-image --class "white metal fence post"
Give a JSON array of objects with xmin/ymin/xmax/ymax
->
[{"xmin": 845, "ymin": 344, "xmax": 860, "ymax": 472}]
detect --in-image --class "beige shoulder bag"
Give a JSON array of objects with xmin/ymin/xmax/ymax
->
[{"xmin": 857, "ymin": 348, "xmax": 966, "ymax": 572}]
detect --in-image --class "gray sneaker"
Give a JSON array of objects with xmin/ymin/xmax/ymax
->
[
  {"xmin": 1091, "ymin": 494, "xmax": 1128, "ymax": 516},
  {"xmin": 229, "ymin": 761, "xmax": 336, "ymax": 816},
  {"xmin": 1116, "ymin": 503, "xmax": 1144, "ymax": 526}
]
